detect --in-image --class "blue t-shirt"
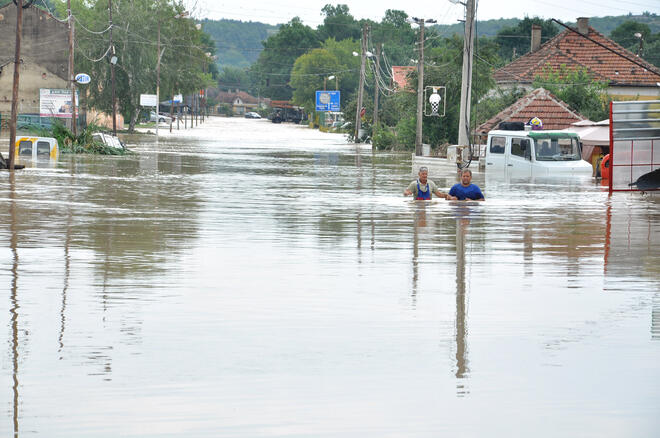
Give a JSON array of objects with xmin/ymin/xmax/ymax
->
[{"xmin": 449, "ymin": 183, "xmax": 484, "ymax": 200}]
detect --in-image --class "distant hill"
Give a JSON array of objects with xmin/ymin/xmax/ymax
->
[{"xmin": 201, "ymin": 19, "xmax": 278, "ymax": 69}]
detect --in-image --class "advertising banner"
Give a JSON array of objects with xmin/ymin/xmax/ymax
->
[{"xmin": 40, "ymin": 89, "xmax": 79, "ymax": 118}]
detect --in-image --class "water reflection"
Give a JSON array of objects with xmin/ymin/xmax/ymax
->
[
  {"xmin": 454, "ymin": 214, "xmax": 470, "ymax": 395},
  {"xmin": 9, "ymin": 172, "xmax": 20, "ymax": 438}
]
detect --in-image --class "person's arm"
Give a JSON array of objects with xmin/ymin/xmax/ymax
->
[
  {"xmin": 447, "ymin": 185, "xmax": 458, "ymax": 200},
  {"xmin": 434, "ymin": 189, "xmax": 448, "ymax": 199},
  {"xmin": 473, "ymin": 186, "xmax": 485, "ymax": 201},
  {"xmin": 404, "ymin": 182, "xmax": 415, "ymax": 196}
]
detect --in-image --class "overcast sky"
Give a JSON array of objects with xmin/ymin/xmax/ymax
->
[{"xmin": 187, "ymin": 0, "xmax": 658, "ymax": 27}]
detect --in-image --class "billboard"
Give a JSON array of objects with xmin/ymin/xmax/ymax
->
[
  {"xmin": 40, "ymin": 89, "xmax": 79, "ymax": 118},
  {"xmin": 316, "ymin": 90, "xmax": 340, "ymax": 112}
]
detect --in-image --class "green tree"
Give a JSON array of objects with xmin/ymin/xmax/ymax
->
[
  {"xmin": 317, "ymin": 4, "xmax": 361, "ymax": 42},
  {"xmin": 253, "ymin": 17, "xmax": 320, "ymax": 100},
  {"xmin": 609, "ymin": 20, "xmax": 651, "ymax": 53},
  {"xmin": 290, "ymin": 49, "xmax": 341, "ymax": 112},
  {"xmin": 533, "ymin": 65, "xmax": 610, "ymax": 121},
  {"xmin": 495, "ymin": 17, "xmax": 559, "ymax": 60},
  {"xmin": 58, "ymin": 0, "xmax": 213, "ymax": 131}
]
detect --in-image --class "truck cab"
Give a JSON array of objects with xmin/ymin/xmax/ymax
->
[{"xmin": 485, "ymin": 130, "xmax": 592, "ymax": 176}]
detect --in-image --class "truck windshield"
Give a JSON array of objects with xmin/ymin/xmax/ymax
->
[{"xmin": 534, "ymin": 137, "xmax": 581, "ymax": 161}]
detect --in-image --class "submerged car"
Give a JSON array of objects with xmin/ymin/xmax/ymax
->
[
  {"xmin": 245, "ymin": 112, "xmax": 261, "ymax": 119},
  {"xmin": 485, "ymin": 129, "xmax": 593, "ymax": 175}
]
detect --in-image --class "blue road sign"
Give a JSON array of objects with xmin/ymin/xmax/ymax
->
[{"xmin": 316, "ymin": 90, "xmax": 341, "ymax": 112}]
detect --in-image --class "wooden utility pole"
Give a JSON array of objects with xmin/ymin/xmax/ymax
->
[
  {"xmin": 67, "ymin": 0, "xmax": 77, "ymax": 136},
  {"xmin": 411, "ymin": 18, "xmax": 436, "ymax": 155},
  {"xmin": 354, "ymin": 23, "xmax": 368, "ymax": 143},
  {"xmin": 156, "ymin": 19, "xmax": 161, "ymax": 138},
  {"xmin": 373, "ymin": 43, "xmax": 382, "ymax": 129},
  {"xmin": 109, "ymin": 0, "xmax": 116, "ymax": 136},
  {"xmin": 8, "ymin": 0, "xmax": 26, "ymax": 171},
  {"xmin": 457, "ymin": 0, "xmax": 475, "ymax": 146}
]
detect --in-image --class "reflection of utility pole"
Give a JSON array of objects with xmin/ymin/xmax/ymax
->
[
  {"xmin": 354, "ymin": 23, "xmax": 368, "ymax": 143},
  {"xmin": 8, "ymin": 0, "xmax": 27, "ymax": 171},
  {"xmin": 457, "ymin": 0, "xmax": 475, "ymax": 146},
  {"xmin": 373, "ymin": 43, "xmax": 382, "ymax": 128},
  {"xmin": 410, "ymin": 17, "xmax": 436, "ymax": 156},
  {"xmin": 455, "ymin": 217, "xmax": 470, "ymax": 396},
  {"xmin": 67, "ymin": 0, "xmax": 77, "ymax": 136},
  {"xmin": 9, "ymin": 172, "xmax": 20, "ymax": 436}
]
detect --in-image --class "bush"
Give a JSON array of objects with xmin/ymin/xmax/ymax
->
[{"xmin": 372, "ymin": 125, "xmax": 395, "ymax": 150}]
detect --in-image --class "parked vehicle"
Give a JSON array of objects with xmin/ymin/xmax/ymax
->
[
  {"xmin": 244, "ymin": 112, "xmax": 261, "ymax": 119},
  {"xmin": 485, "ymin": 129, "xmax": 592, "ymax": 175},
  {"xmin": 149, "ymin": 111, "xmax": 172, "ymax": 123}
]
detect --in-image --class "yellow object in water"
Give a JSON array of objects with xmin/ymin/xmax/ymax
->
[{"xmin": 14, "ymin": 136, "xmax": 59, "ymax": 161}]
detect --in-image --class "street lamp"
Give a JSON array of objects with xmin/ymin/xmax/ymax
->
[{"xmin": 326, "ymin": 75, "xmax": 338, "ymax": 90}]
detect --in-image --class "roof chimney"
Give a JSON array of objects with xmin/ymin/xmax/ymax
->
[
  {"xmin": 577, "ymin": 17, "xmax": 589, "ymax": 36},
  {"xmin": 531, "ymin": 24, "xmax": 542, "ymax": 52}
]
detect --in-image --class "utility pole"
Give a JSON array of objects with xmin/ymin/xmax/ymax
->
[
  {"xmin": 67, "ymin": 0, "xmax": 77, "ymax": 136},
  {"xmin": 354, "ymin": 23, "xmax": 368, "ymax": 143},
  {"xmin": 8, "ymin": 0, "xmax": 27, "ymax": 171},
  {"xmin": 457, "ymin": 0, "xmax": 475, "ymax": 146},
  {"xmin": 109, "ymin": 0, "xmax": 116, "ymax": 136},
  {"xmin": 373, "ymin": 43, "xmax": 382, "ymax": 129},
  {"xmin": 410, "ymin": 17, "xmax": 435, "ymax": 156},
  {"xmin": 156, "ymin": 19, "xmax": 161, "ymax": 138}
]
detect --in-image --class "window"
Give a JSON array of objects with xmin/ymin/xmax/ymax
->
[
  {"xmin": 489, "ymin": 136, "xmax": 505, "ymax": 154},
  {"xmin": 511, "ymin": 138, "xmax": 530, "ymax": 159},
  {"xmin": 37, "ymin": 141, "xmax": 51, "ymax": 155},
  {"xmin": 19, "ymin": 140, "xmax": 33, "ymax": 156}
]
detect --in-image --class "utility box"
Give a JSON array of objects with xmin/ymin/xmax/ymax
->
[{"xmin": 422, "ymin": 144, "xmax": 431, "ymax": 156}]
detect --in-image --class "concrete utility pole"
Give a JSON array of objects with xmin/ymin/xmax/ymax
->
[
  {"xmin": 354, "ymin": 23, "xmax": 368, "ymax": 143},
  {"xmin": 457, "ymin": 0, "xmax": 476, "ymax": 146},
  {"xmin": 109, "ymin": 0, "xmax": 116, "ymax": 136},
  {"xmin": 67, "ymin": 0, "xmax": 77, "ymax": 136},
  {"xmin": 410, "ymin": 17, "xmax": 436, "ymax": 156},
  {"xmin": 373, "ymin": 43, "xmax": 382, "ymax": 129}
]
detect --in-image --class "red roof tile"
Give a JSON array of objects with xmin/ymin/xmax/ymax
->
[
  {"xmin": 475, "ymin": 88, "xmax": 586, "ymax": 134},
  {"xmin": 494, "ymin": 26, "xmax": 660, "ymax": 87}
]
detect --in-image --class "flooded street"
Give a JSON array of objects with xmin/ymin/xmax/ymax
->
[{"xmin": 1, "ymin": 117, "xmax": 659, "ymax": 437}]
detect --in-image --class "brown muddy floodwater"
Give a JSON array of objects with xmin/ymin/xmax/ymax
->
[{"xmin": 1, "ymin": 117, "xmax": 659, "ymax": 437}]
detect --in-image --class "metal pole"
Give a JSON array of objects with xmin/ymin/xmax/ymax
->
[
  {"xmin": 458, "ymin": 0, "xmax": 475, "ymax": 146},
  {"xmin": 354, "ymin": 23, "xmax": 368, "ymax": 143},
  {"xmin": 8, "ymin": 0, "xmax": 24, "ymax": 171},
  {"xmin": 415, "ymin": 21, "xmax": 425, "ymax": 156},
  {"xmin": 109, "ymin": 0, "xmax": 116, "ymax": 136},
  {"xmin": 373, "ymin": 43, "xmax": 382, "ymax": 129},
  {"xmin": 67, "ymin": 0, "xmax": 77, "ymax": 137}
]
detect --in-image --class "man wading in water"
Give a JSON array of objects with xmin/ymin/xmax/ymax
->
[{"xmin": 404, "ymin": 166, "xmax": 448, "ymax": 200}]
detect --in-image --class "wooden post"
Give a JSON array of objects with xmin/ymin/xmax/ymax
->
[{"xmin": 8, "ymin": 0, "xmax": 25, "ymax": 171}]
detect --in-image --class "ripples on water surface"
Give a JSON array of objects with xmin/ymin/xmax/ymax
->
[{"xmin": 1, "ymin": 118, "xmax": 658, "ymax": 437}]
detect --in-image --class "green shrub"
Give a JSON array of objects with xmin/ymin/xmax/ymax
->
[{"xmin": 372, "ymin": 126, "xmax": 395, "ymax": 150}]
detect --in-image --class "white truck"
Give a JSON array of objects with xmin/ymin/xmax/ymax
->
[{"xmin": 484, "ymin": 129, "xmax": 593, "ymax": 175}]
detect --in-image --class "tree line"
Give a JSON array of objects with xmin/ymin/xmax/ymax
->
[{"xmin": 222, "ymin": 6, "xmax": 658, "ymax": 149}]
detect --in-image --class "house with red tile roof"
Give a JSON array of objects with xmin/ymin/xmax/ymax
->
[
  {"xmin": 392, "ymin": 66, "xmax": 416, "ymax": 91},
  {"xmin": 493, "ymin": 18, "xmax": 660, "ymax": 100},
  {"xmin": 208, "ymin": 89, "xmax": 268, "ymax": 115},
  {"xmin": 475, "ymin": 88, "xmax": 587, "ymax": 139}
]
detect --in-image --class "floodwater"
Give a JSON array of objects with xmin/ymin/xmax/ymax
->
[{"xmin": 1, "ymin": 117, "xmax": 658, "ymax": 437}]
